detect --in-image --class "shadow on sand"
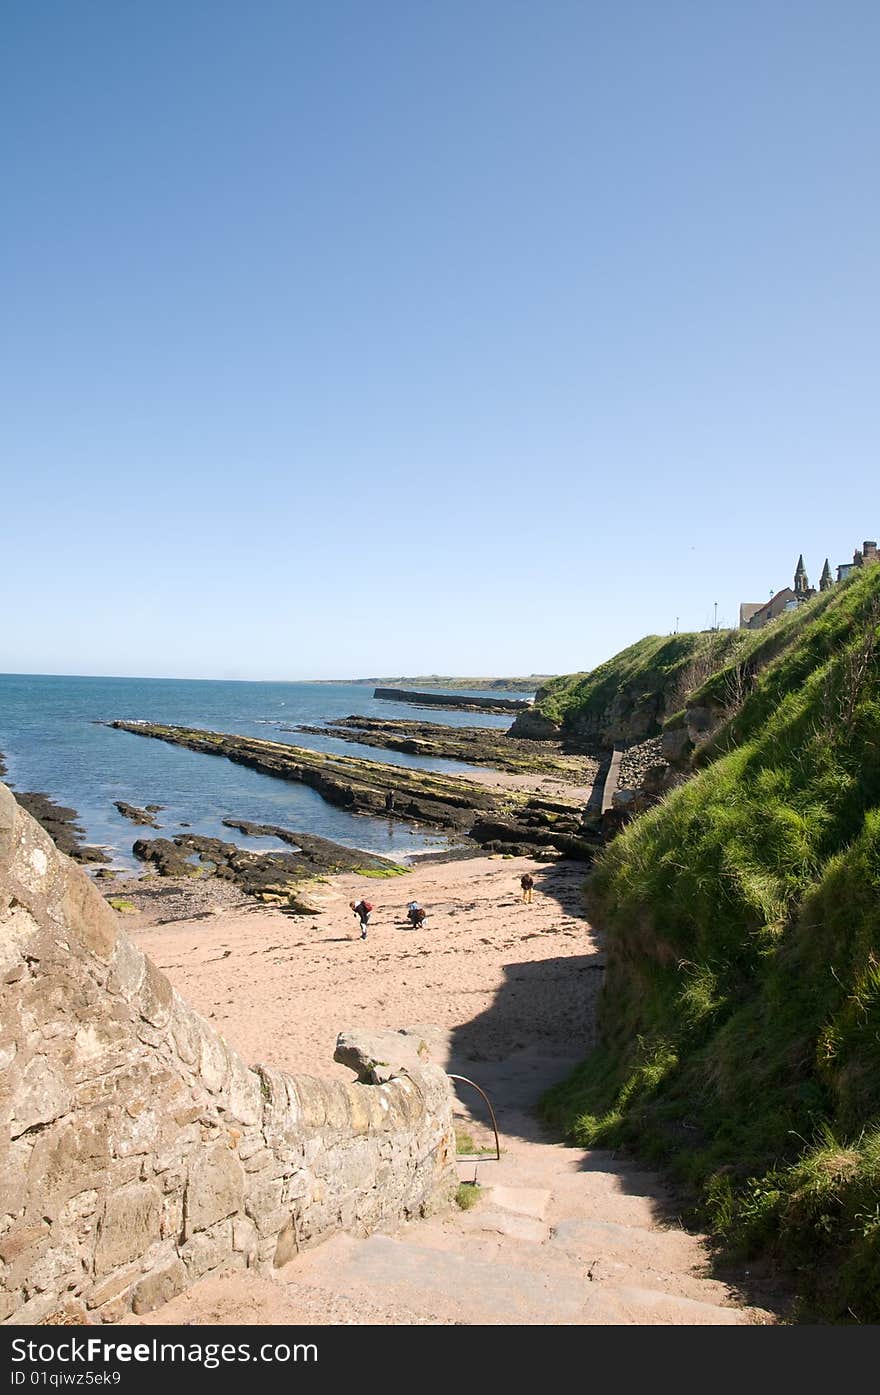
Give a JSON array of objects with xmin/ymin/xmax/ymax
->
[{"xmin": 445, "ymin": 857, "xmax": 789, "ymax": 1318}]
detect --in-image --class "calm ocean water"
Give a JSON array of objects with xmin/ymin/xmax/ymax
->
[{"xmin": 0, "ymin": 674, "xmax": 524, "ymax": 870}]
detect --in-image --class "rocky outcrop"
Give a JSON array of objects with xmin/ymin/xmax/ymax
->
[
  {"xmin": 0, "ymin": 783, "xmax": 457, "ymax": 1324},
  {"xmin": 111, "ymin": 722, "xmax": 498, "ymax": 833},
  {"xmin": 220, "ymin": 820, "xmax": 401, "ymax": 869},
  {"xmin": 130, "ymin": 826, "xmax": 405, "ymax": 906},
  {"xmin": 507, "ymin": 710, "xmax": 563, "ymax": 740},
  {"xmin": 291, "ymin": 717, "xmax": 597, "ymax": 782},
  {"xmin": 660, "ymin": 699, "xmax": 728, "ymax": 773},
  {"xmin": 565, "ymin": 689, "xmax": 667, "ymax": 747},
  {"xmin": 11, "ymin": 792, "xmax": 109, "ymax": 865},
  {"xmin": 114, "ymin": 803, "xmax": 161, "ymax": 828},
  {"xmin": 373, "ymin": 688, "xmax": 530, "ymax": 714},
  {"xmin": 617, "ymin": 737, "xmax": 666, "ymax": 789},
  {"xmin": 511, "ymin": 681, "xmax": 668, "ymax": 747},
  {"xmin": 108, "ymin": 723, "xmax": 589, "ymax": 855},
  {"xmin": 515, "ymin": 634, "xmax": 749, "ymax": 751}
]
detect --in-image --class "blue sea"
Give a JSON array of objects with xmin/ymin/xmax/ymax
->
[{"xmin": 0, "ymin": 674, "xmax": 525, "ymax": 871}]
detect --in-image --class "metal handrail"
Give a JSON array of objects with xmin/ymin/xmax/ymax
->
[{"xmin": 448, "ymin": 1073, "xmax": 501, "ymax": 1162}]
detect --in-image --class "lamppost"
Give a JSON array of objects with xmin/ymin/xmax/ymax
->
[{"xmin": 714, "ymin": 601, "xmax": 718, "ymax": 631}]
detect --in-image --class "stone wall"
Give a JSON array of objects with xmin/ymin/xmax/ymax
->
[{"xmin": 0, "ymin": 783, "xmax": 457, "ymax": 1324}]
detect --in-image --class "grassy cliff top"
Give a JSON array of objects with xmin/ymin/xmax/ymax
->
[
  {"xmin": 543, "ymin": 565, "xmax": 880, "ymax": 1320},
  {"xmin": 533, "ymin": 584, "xmax": 855, "ymax": 742},
  {"xmin": 532, "ymin": 633, "xmax": 727, "ymax": 724}
]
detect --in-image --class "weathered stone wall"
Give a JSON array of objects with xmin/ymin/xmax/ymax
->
[{"xmin": 0, "ymin": 783, "xmax": 456, "ymax": 1324}]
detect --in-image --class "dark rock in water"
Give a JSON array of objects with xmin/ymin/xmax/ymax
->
[
  {"xmin": 109, "ymin": 721, "xmax": 591, "ymax": 858},
  {"xmin": 373, "ymin": 687, "xmax": 530, "ymax": 714},
  {"xmin": 11, "ymin": 791, "xmax": 110, "ymax": 864},
  {"xmin": 110, "ymin": 721, "xmax": 502, "ymax": 832},
  {"xmin": 1, "ymin": 760, "xmax": 108, "ymax": 863},
  {"xmin": 221, "ymin": 819, "xmax": 401, "ymax": 875},
  {"xmin": 289, "ymin": 716, "xmax": 598, "ymax": 782},
  {"xmin": 132, "ymin": 838, "xmax": 196, "ymax": 878},
  {"xmin": 106, "ymin": 725, "xmax": 599, "ymax": 864},
  {"xmin": 145, "ymin": 804, "xmax": 164, "ymax": 813},
  {"xmin": 115, "ymin": 801, "xmax": 161, "ymax": 827},
  {"xmin": 133, "ymin": 823, "xmax": 408, "ymax": 908}
]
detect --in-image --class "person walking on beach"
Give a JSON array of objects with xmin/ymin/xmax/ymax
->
[
  {"xmin": 406, "ymin": 900, "xmax": 426, "ymax": 929},
  {"xmin": 350, "ymin": 898, "xmax": 373, "ymax": 939},
  {"xmin": 520, "ymin": 872, "xmax": 534, "ymax": 904}
]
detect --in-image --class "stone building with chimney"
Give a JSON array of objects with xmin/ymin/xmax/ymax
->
[
  {"xmin": 739, "ymin": 539, "xmax": 877, "ymax": 631},
  {"xmin": 836, "ymin": 539, "xmax": 879, "ymax": 583}
]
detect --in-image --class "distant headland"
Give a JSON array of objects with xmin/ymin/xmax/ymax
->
[{"xmin": 304, "ymin": 674, "xmax": 555, "ymax": 691}]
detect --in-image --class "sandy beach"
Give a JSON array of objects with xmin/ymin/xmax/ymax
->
[
  {"xmin": 121, "ymin": 854, "xmax": 783, "ymax": 1328},
  {"xmin": 121, "ymin": 850, "xmax": 613, "ymax": 1326},
  {"xmin": 130, "ymin": 852, "xmax": 601, "ymax": 1085}
]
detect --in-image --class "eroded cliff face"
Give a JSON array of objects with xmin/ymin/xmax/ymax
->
[
  {"xmin": 0, "ymin": 783, "xmax": 456, "ymax": 1325},
  {"xmin": 511, "ymin": 634, "xmax": 744, "ymax": 751}
]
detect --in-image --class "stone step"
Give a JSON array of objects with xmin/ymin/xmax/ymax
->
[
  {"xmin": 121, "ymin": 1265, "xmax": 458, "ymax": 1327},
  {"xmin": 284, "ymin": 1232, "xmax": 756, "ymax": 1325},
  {"xmin": 579, "ymin": 1285, "xmax": 754, "ymax": 1326},
  {"xmin": 406, "ymin": 1211, "xmax": 741, "ymax": 1310},
  {"xmin": 545, "ymin": 1171, "xmax": 681, "ymax": 1231},
  {"xmin": 483, "ymin": 1184, "xmax": 552, "ymax": 1220},
  {"xmin": 457, "ymin": 1204, "xmax": 550, "ymax": 1244},
  {"xmin": 574, "ymin": 1254, "xmax": 742, "ymax": 1310},
  {"xmin": 549, "ymin": 1216, "xmax": 708, "ymax": 1271},
  {"xmin": 284, "ymin": 1231, "xmax": 589, "ymax": 1324}
]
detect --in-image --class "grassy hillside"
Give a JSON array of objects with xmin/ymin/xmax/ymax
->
[
  {"xmin": 542, "ymin": 566, "xmax": 880, "ymax": 1320},
  {"xmin": 529, "ymin": 631, "xmax": 743, "ymax": 743}
]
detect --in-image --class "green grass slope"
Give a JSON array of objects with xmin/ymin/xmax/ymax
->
[
  {"xmin": 530, "ymin": 631, "xmax": 743, "ymax": 742},
  {"xmin": 542, "ymin": 566, "xmax": 880, "ymax": 1320}
]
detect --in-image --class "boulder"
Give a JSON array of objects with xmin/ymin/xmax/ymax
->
[
  {"xmin": 334, "ymin": 1027, "xmax": 443, "ymax": 1083},
  {"xmin": 507, "ymin": 711, "xmax": 562, "ymax": 740}
]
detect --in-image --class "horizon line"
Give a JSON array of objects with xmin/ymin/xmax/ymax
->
[{"xmin": 0, "ymin": 669, "xmax": 550, "ymax": 685}]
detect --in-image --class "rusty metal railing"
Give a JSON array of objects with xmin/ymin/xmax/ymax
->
[{"xmin": 448, "ymin": 1073, "xmax": 501, "ymax": 1162}]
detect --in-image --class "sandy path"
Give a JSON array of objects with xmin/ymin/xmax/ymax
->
[
  {"xmin": 124, "ymin": 855, "xmax": 784, "ymax": 1326},
  {"xmin": 132, "ymin": 854, "xmax": 600, "ymax": 1085}
]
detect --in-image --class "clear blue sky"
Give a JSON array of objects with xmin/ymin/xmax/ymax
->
[{"xmin": 3, "ymin": 1, "xmax": 877, "ymax": 680}]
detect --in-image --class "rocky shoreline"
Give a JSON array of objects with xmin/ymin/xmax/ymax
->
[
  {"xmin": 1, "ymin": 710, "xmax": 660, "ymax": 914},
  {"xmin": 114, "ymin": 800, "xmax": 163, "ymax": 827},
  {"xmin": 129, "ymin": 823, "xmax": 408, "ymax": 908},
  {"xmin": 11, "ymin": 792, "xmax": 110, "ymax": 863},
  {"xmin": 109, "ymin": 721, "xmax": 598, "ymax": 860},
  {"xmin": 0, "ymin": 706, "xmax": 602, "ymax": 929},
  {"xmin": 290, "ymin": 715, "xmax": 599, "ymax": 781},
  {"xmin": 0, "ymin": 751, "xmax": 109, "ymax": 864}
]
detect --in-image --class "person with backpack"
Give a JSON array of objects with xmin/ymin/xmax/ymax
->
[
  {"xmin": 520, "ymin": 872, "xmax": 534, "ymax": 904},
  {"xmin": 406, "ymin": 900, "xmax": 426, "ymax": 929},
  {"xmin": 350, "ymin": 898, "xmax": 373, "ymax": 939}
]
